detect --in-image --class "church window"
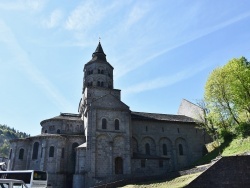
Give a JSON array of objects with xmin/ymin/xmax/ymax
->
[
  {"xmin": 49, "ymin": 146, "xmax": 54, "ymax": 157},
  {"xmin": 163, "ymin": 144, "xmax": 167, "ymax": 155},
  {"xmin": 72, "ymin": 143, "xmax": 79, "ymax": 173},
  {"xmin": 101, "ymin": 82, "xmax": 104, "ymax": 87},
  {"xmin": 146, "ymin": 126, "xmax": 148, "ymax": 132},
  {"xmin": 9, "ymin": 149, "xmax": 12, "ymax": 159},
  {"xmin": 115, "ymin": 157, "xmax": 123, "ymax": 174},
  {"xmin": 87, "ymin": 70, "xmax": 93, "ymax": 75},
  {"xmin": 98, "ymin": 69, "xmax": 104, "ymax": 74},
  {"xmin": 97, "ymin": 81, "xmax": 100, "ymax": 86},
  {"xmin": 32, "ymin": 142, "xmax": 39, "ymax": 160},
  {"xmin": 141, "ymin": 159, "xmax": 146, "ymax": 168},
  {"xmin": 177, "ymin": 128, "xmax": 180, "ymax": 133},
  {"xmin": 115, "ymin": 119, "xmax": 119, "ymax": 130},
  {"xmin": 61, "ymin": 148, "xmax": 65, "ymax": 158},
  {"xmin": 162, "ymin": 127, "xmax": 164, "ymax": 132},
  {"xmin": 44, "ymin": 130, "xmax": 47, "ymax": 133},
  {"xmin": 18, "ymin": 148, "xmax": 24, "ymax": 160},
  {"xmin": 41, "ymin": 147, "xmax": 43, "ymax": 158},
  {"xmin": 108, "ymin": 82, "xmax": 112, "ymax": 88},
  {"xmin": 179, "ymin": 144, "xmax": 184, "ymax": 155},
  {"xmin": 159, "ymin": 160, "xmax": 163, "ymax": 167},
  {"xmin": 102, "ymin": 118, "xmax": 107, "ymax": 129},
  {"xmin": 57, "ymin": 129, "xmax": 60, "ymax": 134},
  {"xmin": 145, "ymin": 143, "xmax": 150, "ymax": 155}
]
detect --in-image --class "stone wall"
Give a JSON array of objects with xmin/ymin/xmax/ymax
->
[
  {"xmin": 132, "ymin": 120, "xmax": 207, "ymax": 171},
  {"xmin": 187, "ymin": 156, "xmax": 250, "ymax": 188}
]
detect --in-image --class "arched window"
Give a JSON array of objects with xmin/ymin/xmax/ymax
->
[
  {"xmin": 9, "ymin": 149, "xmax": 12, "ymax": 159},
  {"xmin": 19, "ymin": 148, "xmax": 24, "ymax": 160},
  {"xmin": 49, "ymin": 146, "xmax": 54, "ymax": 157},
  {"xmin": 87, "ymin": 82, "xmax": 93, "ymax": 86},
  {"xmin": 101, "ymin": 82, "xmax": 104, "ymax": 87},
  {"xmin": 141, "ymin": 159, "xmax": 146, "ymax": 168},
  {"xmin": 159, "ymin": 160, "xmax": 163, "ymax": 167},
  {"xmin": 57, "ymin": 129, "xmax": 60, "ymax": 134},
  {"xmin": 97, "ymin": 81, "xmax": 100, "ymax": 86},
  {"xmin": 44, "ymin": 130, "xmax": 47, "ymax": 133},
  {"xmin": 32, "ymin": 142, "xmax": 39, "ymax": 160},
  {"xmin": 98, "ymin": 69, "xmax": 104, "ymax": 74},
  {"xmin": 115, "ymin": 157, "xmax": 123, "ymax": 174},
  {"xmin": 102, "ymin": 118, "xmax": 107, "ymax": 129},
  {"xmin": 61, "ymin": 148, "xmax": 65, "ymax": 158},
  {"xmin": 72, "ymin": 143, "xmax": 79, "ymax": 172},
  {"xmin": 179, "ymin": 144, "xmax": 184, "ymax": 155},
  {"xmin": 115, "ymin": 119, "xmax": 119, "ymax": 130},
  {"xmin": 163, "ymin": 144, "xmax": 167, "ymax": 155},
  {"xmin": 145, "ymin": 143, "xmax": 150, "ymax": 155}
]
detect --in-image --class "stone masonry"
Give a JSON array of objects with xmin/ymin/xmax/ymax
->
[{"xmin": 8, "ymin": 42, "xmax": 211, "ymax": 188}]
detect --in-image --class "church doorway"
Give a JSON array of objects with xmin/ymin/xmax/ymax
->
[{"xmin": 115, "ymin": 157, "xmax": 123, "ymax": 174}]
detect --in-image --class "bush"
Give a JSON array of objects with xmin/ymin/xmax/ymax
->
[
  {"xmin": 219, "ymin": 129, "xmax": 234, "ymax": 141},
  {"xmin": 236, "ymin": 123, "xmax": 250, "ymax": 138}
]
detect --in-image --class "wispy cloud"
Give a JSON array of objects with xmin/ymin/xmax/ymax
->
[
  {"xmin": 42, "ymin": 9, "xmax": 63, "ymax": 28},
  {"xmin": 123, "ymin": 2, "xmax": 151, "ymax": 31},
  {"xmin": 0, "ymin": 20, "xmax": 74, "ymax": 111},
  {"xmin": 123, "ymin": 64, "xmax": 210, "ymax": 96},
  {"xmin": 64, "ymin": 0, "xmax": 121, "ymax": 31},
  {"xmin": 0, "ymin": 0, "xmax": 46, "ymax": 11},
  {"xmin": 115, "ymin": 10, "xmax": 250, "ymax": 79}
]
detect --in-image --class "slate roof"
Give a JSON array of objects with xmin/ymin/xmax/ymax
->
[
  {"xmin": 131, "ymin": 111, "xmax": 195, "ymax": 123},
  {"xmin": 94, "ymin": 41, "xmax": 105, "ymax": 54},
  {"xmin": 40, "ymin": 113, "xmax": 82, "ymax": 125}
]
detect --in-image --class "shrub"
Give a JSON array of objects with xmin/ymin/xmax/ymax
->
[{"xmin": 236, "ymin": 123, "xmax": 250, "ymax": 138}]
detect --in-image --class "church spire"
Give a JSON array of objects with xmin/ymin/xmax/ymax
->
[
  {"xmin": 92, "ymin": 42, "xmax": 106, "ymax": 61},
  {"xmin": 94, "ymin": 42, "xmax": 105, "ymax": 54}
]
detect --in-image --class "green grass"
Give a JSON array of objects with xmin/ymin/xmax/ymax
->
[
  {"xmin": 194, "ymin": 136, "xmax": 250, "ymax": 166},
  {"xmin": 222, "ymin": 136, "xmax": 250, "ymax": 156},
  {"xmin": 121, "ymin": 173, "xmax": 201, "ymax": 188}
]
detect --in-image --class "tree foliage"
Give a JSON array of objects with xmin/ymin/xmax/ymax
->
[
  {"xmin": 0, "ymin": 124, "xmax": 30, "ymax": 158},
  {"xmin": 204, "ymin": 57, "xmax": 250, "ymax": 138}
]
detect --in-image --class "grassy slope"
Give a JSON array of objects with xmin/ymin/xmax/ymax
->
[
  {"xmin": 121, "ymin": 136, "xmax": 250, "ymax": 188},
  {"xmin": 194, "ymin": 136, "xmax": 250, "ymax": 166},
  {"xmin": 121, "ymin": 173, "xmax": 201, "ymax": 188}
]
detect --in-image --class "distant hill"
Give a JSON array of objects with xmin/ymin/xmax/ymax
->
[{"xmin": 0, "ymin": 124, "xmax": 30, "ymax": 158}]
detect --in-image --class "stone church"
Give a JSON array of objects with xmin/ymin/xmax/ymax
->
[{"xmin": 8, "ymin": 42, "xmax": 211, "ymax": 188}]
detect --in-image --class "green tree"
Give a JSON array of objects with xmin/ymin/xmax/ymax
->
[{"xmin": 204, "ymin": 57, "xmax": 250, "ymax": 137}]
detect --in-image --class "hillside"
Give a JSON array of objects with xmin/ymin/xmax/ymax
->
[{"xmin": 0, "ymin": 124, "xmax": 30, "ymax": 158}]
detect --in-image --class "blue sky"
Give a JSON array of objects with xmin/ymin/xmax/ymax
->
[{"xmin": 0, "ymin": 0, "xmax": 250, "ymax": 136}]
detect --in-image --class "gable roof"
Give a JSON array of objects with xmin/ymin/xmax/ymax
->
[
  {"xmin": 92, "ymin": 93, "xmax": 129, "ymax": 110},
  {"xmin": 131, "ymin": 111, "xmax": 195, "ymax": 123}
]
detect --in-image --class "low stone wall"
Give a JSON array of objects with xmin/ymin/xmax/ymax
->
[{"xmin": 187, "ymin": 156, "xmax": 250, "ymax": 188}]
